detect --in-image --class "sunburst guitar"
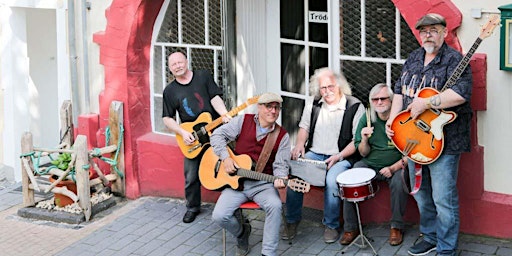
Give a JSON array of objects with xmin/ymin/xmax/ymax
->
[
  {"xmin": 390, "ymin": 15, "xmax": 499, "ymax": 164},
  {"xmin": 199, "ymin": 147, "xmax": 311, "ymax": 193},
  {"xmin": 176, "ymin": 96, "xmax": 260, "ymax": 159}
]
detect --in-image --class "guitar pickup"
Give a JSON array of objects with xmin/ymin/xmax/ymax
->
[{"xmin": 415, "ymin": 119, "xmax": 430, "ymax": 133}]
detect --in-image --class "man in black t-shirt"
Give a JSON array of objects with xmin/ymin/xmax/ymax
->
[{"xmin": 162, "ymin": 51, "xmax": 231, "ymax": 223}]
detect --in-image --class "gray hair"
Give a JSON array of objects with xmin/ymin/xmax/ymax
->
[
  {"xmin": 368, "ymin": 83, "xmax": 393, "ymax": 122},
  {"xmin": 309, "ymin": 67, "xmax": 352, "ymax": 100}
]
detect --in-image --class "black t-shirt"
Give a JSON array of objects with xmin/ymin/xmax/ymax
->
[{"xmin": 162, "ymin": 70, "xmax": 223, "ymax": 123}]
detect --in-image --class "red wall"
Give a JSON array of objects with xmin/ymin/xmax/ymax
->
[{"xmin": 86, "ymin": 0, "xmax": 512, "ymax": 238}]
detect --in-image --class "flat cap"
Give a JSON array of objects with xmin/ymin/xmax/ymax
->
[
  {"xmin": 415, "ymin": 13, "xmax": 446, "ymax": 29},
  {"xmin": 258, "ymin": 92, "xmax": 283, "ymax": 104}
]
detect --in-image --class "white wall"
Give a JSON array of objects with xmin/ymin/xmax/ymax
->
[
  {"xmin": 453, "ymin": 0, "xmax": 512, "ymax": 194},
  {"xmin": 0, "ymin": 1, "xmax": 68, "ymax": 182}
]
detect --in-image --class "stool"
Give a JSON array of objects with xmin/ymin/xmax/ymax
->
[{"xmin": 222, "ymin": 201, "xmax": 261, "ymax": 256}]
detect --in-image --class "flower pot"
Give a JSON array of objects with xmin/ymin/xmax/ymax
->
[{"xmin": 49, "ymin": 170, "xmax": 93, "ymax": 207}]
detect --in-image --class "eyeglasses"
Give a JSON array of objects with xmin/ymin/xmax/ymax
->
[
  {"xmin": 370, "ymin": 97, "xmax": 390, "ymax": 102},
  {"xmin": 262, "ymin": 103, "xmax": 281, "ymax": 111},
  {"xmin": 419, "ymin": 29, "xmax": 443, "ymax": 37},
  {"xmin": 320, "ymin": 85, "xmax": 336, "ymax": 91}
]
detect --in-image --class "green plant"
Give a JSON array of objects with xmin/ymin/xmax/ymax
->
[{"xmin": 51, "ymin": 153, "xmax": 72, "ymax": 170}]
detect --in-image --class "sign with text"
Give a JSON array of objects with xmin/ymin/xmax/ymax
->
[{"xmin": 308, "ymin": 11, "xmax": 328, "ymax": 23}]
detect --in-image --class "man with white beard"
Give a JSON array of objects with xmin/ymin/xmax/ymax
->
[
  {"xmin": 386, "ymin": 13, "xmax": 473, "ymax": 256},
  {"xmin": 283, "ymin": 68, "xmax": 365, "ymax": 244}
]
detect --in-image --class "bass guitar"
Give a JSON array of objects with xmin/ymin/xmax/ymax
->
[
  {"xmin": 390, "ymin": 15, "xmax": 499, "ymax": 164},
  {"xmin": 176, "ymin": 96, "xmax": 260, "ymax": 159},
  {"xmin": 199, "ymin": 147, "xmax": 311, "ymax": 193}
]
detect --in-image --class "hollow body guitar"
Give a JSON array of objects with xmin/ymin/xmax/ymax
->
[
  {"xmin": 390, "ymin": 15, "xmax": 499, "ymax": 164},
  {"xmin": 176, "ymin": 96, "xmax": 259, "ymax": 159},
  {"xmin": 199, "ymin": 147, "xmax": 310, "ymax": 193}
]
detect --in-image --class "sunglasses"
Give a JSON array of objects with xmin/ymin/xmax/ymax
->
[{"xmin": 371, "ymin": 97, "xmax": 390, "ymax": 102}]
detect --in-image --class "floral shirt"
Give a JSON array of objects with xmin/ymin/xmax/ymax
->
[{"xmin": 394, "ymin": 43, "xmax": 473, "ymax": 154}]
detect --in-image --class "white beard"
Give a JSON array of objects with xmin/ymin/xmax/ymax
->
[{"xmin": 423, "ymin": 45, "xmax": 435, "ymax": 54}]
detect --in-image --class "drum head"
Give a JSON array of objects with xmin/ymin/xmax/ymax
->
[{"xmin": 336, "ymin": 168, "xmax": 376, "ymax": 185}]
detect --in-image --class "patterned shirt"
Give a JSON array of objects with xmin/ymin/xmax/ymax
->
[{"xmin": 394, "ymin": 43, "xmax": 473, "ymax": 153}]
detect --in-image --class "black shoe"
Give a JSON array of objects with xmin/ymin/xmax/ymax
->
[
  {"xmin": 182, "ymin": 210, "xmax": 199, "ymax": 223},
  {"xmin": 408, "ymin": 240, "xmax": 437, "ymax": 255},
  {"xmin": 281, "ymin": 222, "xmax": 299, "ymax": 240},
  {"xmin": 236, "ymin": 223, "xmax": 251, "ymax": 256}
]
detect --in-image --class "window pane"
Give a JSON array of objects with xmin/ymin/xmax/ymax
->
[
  {"xmin": 309, "ymin": 46, "xmax": 328, "ymax": 76},
  {"xmin": 281, "ymin": 96, "xmax": 305, "ymax": 146},
  {"xmin": 281, "ymin": 43, "xmax": 305, "ymax": 94},
  {"xmin": 156, "ymin": 0, "xmax": 178, "ymax": 43},
  {"xmin": 365, "ymin": 3, "xmax": 396, "ymax": 58},
  {"xmin": 208, "ymin": 0, "xmax": 222, "ymax": 46},
  {"xmin": 153, "ymin": 46, "xmax": 164, "ymax": 95},
  {"xmin": 280, "ymin": 0, "xmax": 304, "ymax": 40},
  {"xmin": 342, "ymin": 60, "xmax": 386, "ymax": 106},
  {"xmin": 154, "ymin": 96, "xmax": 168, "ymax": 133},
  {"xmin": 182, "ymin": 0, "xmax": 205, "ymax": 45},
  {"xmin": 340, "ymin": 0, "xmax": 361, "ymax": 55}
]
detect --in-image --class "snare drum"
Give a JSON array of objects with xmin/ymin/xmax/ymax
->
[{"xmin": 336, "ymin": 168, "xmax": 378, "ymax": 202}]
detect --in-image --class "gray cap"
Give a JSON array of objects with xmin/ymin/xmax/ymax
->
[
  {"xmin": 415, "ymin": 13, "xmax": 446, "ymax": 29},
  {"xmin": 258, "ymin": 92, "xmax": 283, "ymax": 104}
]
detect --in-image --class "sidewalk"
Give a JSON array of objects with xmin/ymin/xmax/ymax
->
[{"xmin": 0, "ymin": 183, "xmax": 511, "ymax": 255}]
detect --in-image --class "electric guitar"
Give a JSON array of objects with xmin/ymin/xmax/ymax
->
[
  {"xmin": 390, "ymin": 15, "xmax": 499, "ymax": 164},
  {"xmin": 176, "ymin": 96, "xmax": 260, "ymax": 159},
  {"xmin": 199, "ymin": 147, "xmax": 311, "ymax": 193}
]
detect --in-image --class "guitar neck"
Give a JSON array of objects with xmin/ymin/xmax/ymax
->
[
  {"xmin": 203, "ymin": 101, "xmax": 251, "ymax": 132},
  {"xmin": 237, "ymin": 169, "xmax": 286, "ymax": 184},
  {"xmin": 441, "ymin": 37, "xmax": 482, "ymax": 92}
]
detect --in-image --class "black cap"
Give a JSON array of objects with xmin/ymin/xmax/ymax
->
[{"xmin": 415, "ymin": 13, "xmax": 447, "ymax": 30}]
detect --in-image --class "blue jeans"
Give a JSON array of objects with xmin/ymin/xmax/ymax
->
[
  {"xmin": 408, "ymin": 154, "xmax": 460, "ymax": 255},
  {"xmin": 285, "ymin": 151, "xmax": 352, "ymax": 229}
]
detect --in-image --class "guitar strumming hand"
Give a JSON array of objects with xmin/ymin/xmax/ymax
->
[{"xmin": 222, "ymin": 157, "xmax": 287, "ymax": 189}]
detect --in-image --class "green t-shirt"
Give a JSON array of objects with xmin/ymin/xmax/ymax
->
[{"xmin": 354, "ymin": 114, "xmax": 402, "ymax": 170}]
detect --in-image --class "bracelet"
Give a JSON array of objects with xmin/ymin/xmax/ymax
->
[
  {"xmin": 338, "ymin": 152, "xmax": 344, "ymax": 161},
  {"xmin": 425, "ymin": 97, "xmax": 432, "ymax": 108}
]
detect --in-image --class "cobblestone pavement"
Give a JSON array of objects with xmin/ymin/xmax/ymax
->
[{"xmin": 1, "ymin": 184, "xmax": 511, "ymax": 256}]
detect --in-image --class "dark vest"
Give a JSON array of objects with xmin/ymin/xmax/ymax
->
[
  {"xmin": 234, "ymin": 114, "xmax": 287, "ymax": 175},
  {"xmin": 305, "ymin": 96, "xmax": 362, "ymax": 165}
]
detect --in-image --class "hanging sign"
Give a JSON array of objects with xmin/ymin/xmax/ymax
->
[{"xmin": 308, "ymin": 11, "xmax": 329, "ymax": 23}]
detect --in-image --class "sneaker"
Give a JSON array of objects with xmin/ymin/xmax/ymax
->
[
  {"xmin": 236, "ymin": 223, "xmax": 251, "ymax": 256},
  {"xmin": 323, "ymin": 227, "xmax": 340, "ymax": 243},
  {"xmin": 281, "ymin": 222, "xmax": 299, "ymax": 240},
  {"xmin": 408, "ymin": 240, "xmax": 437, "ymax": 255}
]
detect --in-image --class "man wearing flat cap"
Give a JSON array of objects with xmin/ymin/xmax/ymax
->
[
  {"xmin": 386, "ymin": 13, "xmax": 472, "ymax": 256},
  {"xmin": 210, "ymin": 92, "xmax": 290, "ymax": 256}
]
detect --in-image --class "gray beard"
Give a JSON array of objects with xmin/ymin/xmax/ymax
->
[{"xmin": 423, "ymin": 45, "xmax": 435, "ymax": 54}]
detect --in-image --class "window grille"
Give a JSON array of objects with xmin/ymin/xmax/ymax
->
[{"xmin": 152, "ymin": 0, "xmax": 225, "ymax": 134}]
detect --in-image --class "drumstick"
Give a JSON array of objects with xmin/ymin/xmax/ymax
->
[
  {"xmin": 366, "ymin": 108, "xmax": 371, "ymax": 128},
  {"xmin": 366, "ymin": 107, "xmax": 372, "ymax": 138}
]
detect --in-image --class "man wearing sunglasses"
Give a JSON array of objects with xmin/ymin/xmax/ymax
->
[
  {"xmin": 346, "ymin": 83, "xmax": 408, "ymax": 246},
  {"xmin": 283, "ymin": 68, "xmax": 365, "ymax": 244}
]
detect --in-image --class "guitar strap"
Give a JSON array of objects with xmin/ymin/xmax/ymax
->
[
  {"xmin": 410, "ymin": 163, "xmax": 422, "ymax": 195},
  {"xmin": 255, "ymin": 125, "xmax": 281, "ymax": 173}
]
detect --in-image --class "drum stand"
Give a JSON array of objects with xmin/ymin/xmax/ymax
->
[{"xmin": 341, "ymin": 201, "xmax": 378, "ymax": 255}]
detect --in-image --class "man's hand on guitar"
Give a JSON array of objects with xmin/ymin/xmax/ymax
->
[
  {"xmin": 274, "ymin": 179, "xmax": 286, "ymax": 189},
  {"xmin": 222, "ymin": 157, "xmax": 238, "ymax": 174},
  {"xmin": 180, "ymin": 130, "xmax": 196, "ymax": 145},
  {"xmin": 406, "ymin": 97, "xmax": 429, "ymax": 120}
]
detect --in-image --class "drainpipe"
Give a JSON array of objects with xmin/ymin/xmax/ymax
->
[
  {"xmin": 68, "ymin": 0, "xmax": 80, "ymax": 123},
  {"xmin": 80, "ymin": 0, "xmax": 90, "ymax": 113}
]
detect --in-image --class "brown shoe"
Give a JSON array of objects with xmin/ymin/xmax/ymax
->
[
  {"xmin": 389, "ymin": 228, "xmax": 404, "ymax": 246},
  {"xmin": 339, "ymin": 230, "xmax": 360, "ymax": 245}
]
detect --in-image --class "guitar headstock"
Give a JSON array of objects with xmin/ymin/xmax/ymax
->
[
  {"xmin": 246, "ymin": 95, "xmax": 261, "ymax": 105},
  {"xmin": 287, "ymin": 178, "xmax": 311, "ymax": 193},
  {"xmin": 479, "ymin": 14, "xmax": 500, "ymax": 39}
]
